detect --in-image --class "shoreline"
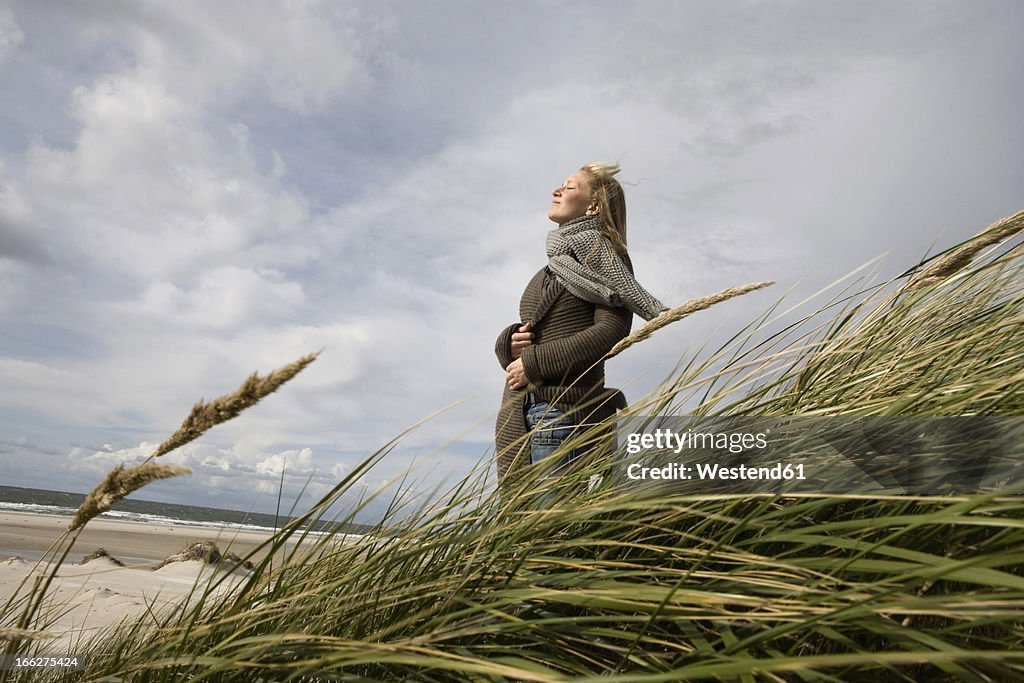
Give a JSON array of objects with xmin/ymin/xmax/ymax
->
[
  {"xmin": 0, "ymin": 511, "xmax": 312, "ymax": 655},
  {"xmin": 0, "ymin": 511, "xmax": 283, "ymax": 566}
]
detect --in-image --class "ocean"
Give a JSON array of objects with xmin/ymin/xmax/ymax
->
[{"xmin": 0, "ymin": 485, "xmax": 369, "ymax": 536}]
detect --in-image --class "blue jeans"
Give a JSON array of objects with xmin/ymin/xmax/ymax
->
[{"xmin": 525, "ymin": 398, "xmax": 586, "ymax": 468}]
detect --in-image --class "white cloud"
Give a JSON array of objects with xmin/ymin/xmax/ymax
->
[
  {"xmin": 72, "ymin": 2, "xmax": 359, "ymax": 114},
  {"xmin": 255, "ymin": 448, "xmax": 313, "ymax": 477},
  {"xmin": 136, "ymin": 266, "xmax": 306, "ymax": 328},
  {"xmin": 13, "ymin": 3, "xmax": 348, "ymax": 284},
  {"xmin": 49, "ymin": 439, "xmax": 395, "ymax": 517},
  {"xmin": 23, "ymin": 95, "xmax": 310, "ymax": 280},
  {"xmin": 0, "ymin": 6, "xmax": 22, "ymax": 64},
  {"xmin": 0, "ymin": 358, "xmax": 93, "ymax": 421},
  {"xmin": 0, "ymin": 162, "xmax": 46, "ymax": 264}
]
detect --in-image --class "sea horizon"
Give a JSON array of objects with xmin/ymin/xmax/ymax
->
[{"xmin": 0, "ymin": 484, "xmax": 371, "ymax": 537}]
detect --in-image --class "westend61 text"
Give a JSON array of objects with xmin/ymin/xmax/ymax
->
[
  {"xmin": 627, "ymin": 462, "xmax": 807, "ymax": 481},
  {"xmin": 625, "ymin": 428, "xmax": 769, "ymax": 455}
]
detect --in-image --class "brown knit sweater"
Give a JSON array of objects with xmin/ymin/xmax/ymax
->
[{"xmin": 494, "ymin": 266, "xmax": 632, "ymax": 481}]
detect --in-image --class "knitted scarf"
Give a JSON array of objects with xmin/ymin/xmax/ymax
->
[{"xmin": 546, "ymin": 214, "xmax": 667, "ymax": 321}]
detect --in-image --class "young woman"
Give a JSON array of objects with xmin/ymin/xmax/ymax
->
[{"xmin": 494, "ymin": 162, "xmax": 665, "ymax": 481}]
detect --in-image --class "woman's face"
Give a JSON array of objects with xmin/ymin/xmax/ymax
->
[{"xmin": 548, "ymin": 171, "xmax": 596, "ymax": 224}]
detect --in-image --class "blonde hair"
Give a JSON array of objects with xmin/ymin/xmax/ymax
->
[{"xmin": 580, "ymin": 162, "xmax": 628, "ymax": 255}]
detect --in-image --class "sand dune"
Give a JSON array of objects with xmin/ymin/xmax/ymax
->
[{"xmin": 0, "ymin": 512, "xmax": 276, "ymax": 655}]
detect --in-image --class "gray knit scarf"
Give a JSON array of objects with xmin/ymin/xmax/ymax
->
[{"xmin": 546, "ymin": 214, "xmax": 667, "ymax": 321}]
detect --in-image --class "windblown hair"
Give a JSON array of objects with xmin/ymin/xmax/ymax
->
[{"xmin": 580, "ymin": 162, "xmax": 628, "ymax": 255}]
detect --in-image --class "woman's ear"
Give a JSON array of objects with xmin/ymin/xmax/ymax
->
[{"xmin": 586, "ymin": 202, "xmax": 600, "ymax": 215}]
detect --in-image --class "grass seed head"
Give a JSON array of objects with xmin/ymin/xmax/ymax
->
[
  {"xmin": 608, "ymin": 281, "xmax": 775, "ymax": 358},
  {"xmin": 152, "ymin": 352, "xmax": 319, "ymax": 459},
  {"xmin": 905, "ymin": 210, "xmax": 1024, "ymax": 292},
  {"xmin": 69, "ymin": 462, "xmax": 191, "ymax": 531}
]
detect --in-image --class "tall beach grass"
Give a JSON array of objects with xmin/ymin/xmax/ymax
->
[{"xmin": 4, "ymin": 212, "xmax": 1024, "ymax": 682}]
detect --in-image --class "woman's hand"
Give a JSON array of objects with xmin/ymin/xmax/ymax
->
[
  {"xmin": 506, "ymin": 358, "xmax": 528, "ymax": 391},
  {"xmin": 510, "ymin": 321, "xmax": 534, "ymax": 359}
]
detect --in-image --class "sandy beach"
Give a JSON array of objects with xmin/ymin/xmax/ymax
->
[
  {"xmin": 0, "ymin": 511, "xmax": 283, "ymax": 655},
  {"xmin": 0, "ymin": 511, "xmax": 280, "ymax": 566}
]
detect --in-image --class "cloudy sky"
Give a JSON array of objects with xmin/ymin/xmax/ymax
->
[{"xmin": 1, "ymin": 1, "xmax": 1021, "ymax": 520}]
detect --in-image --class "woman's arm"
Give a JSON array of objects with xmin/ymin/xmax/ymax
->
[
  {"xmin": 519, "ymin": 303, "xmax": 631, "ymax": 384},
  {"xmin": 494, "ymin": 322, "xmax": 520, "ymax": 370},
  {"xmin": 495, "ymin": 321, "xmax": 536, "ymax": 369}
]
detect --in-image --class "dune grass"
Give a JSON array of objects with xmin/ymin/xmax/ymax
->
[
  {"xmin": 0, "ymin": 354, "xmax": 320, "ymax": 682},
  {"xmin": 4, "ymin": 211, "xmax": 1024, "ymax": 682}
]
